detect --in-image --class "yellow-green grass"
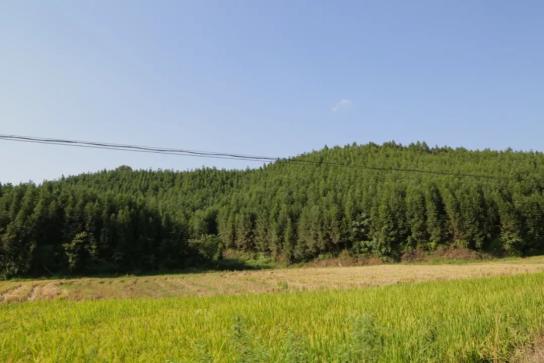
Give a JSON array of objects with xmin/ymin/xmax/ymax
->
[
  {"xmin": 1, "ymin": 273, "xmax": 544, "ymax": 362},
  {"xmin": 2, "ymin": 256, "xmax": 544, "ymax": 302}
]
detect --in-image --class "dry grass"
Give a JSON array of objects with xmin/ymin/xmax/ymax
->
[
  {"xmin": 2, "ymin": 255, "xmax": 544, "ymax": 303},
  {"xmin": 513, "ymin": 335, "xmax": 544, "ymax": 363}
]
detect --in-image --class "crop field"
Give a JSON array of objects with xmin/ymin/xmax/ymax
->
[
  {"xmin": 1, "ymin": 272, "xmax": 544, "ymax": 362},
  {"xmin": 1, "ymin": 258, "xmax": 544, "ymax": 362},
  {"xmin": 2, "ymin": 256, "xmax": 544, "ymax": 302}
]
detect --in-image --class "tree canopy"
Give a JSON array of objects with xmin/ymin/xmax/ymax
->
[{"xmin": 2, "ymin": 142, "xmax": 544, "ymax": 277}]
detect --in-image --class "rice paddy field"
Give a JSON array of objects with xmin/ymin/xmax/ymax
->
[
  {"xmin": 2, "ymin": 258, "xmax": 544, "ymax": 362},
  {"xmin": 2, "ymin": 256, "xmax": 544, "ymax": 302}
]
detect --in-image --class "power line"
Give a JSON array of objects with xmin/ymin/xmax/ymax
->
[
  {"xmin": 0, "ymin": 134, "xmax": 277, "ymax": 162},
  {"xmin": 0, "ymin": 133, "xmax": 507, "ymax": 180}
]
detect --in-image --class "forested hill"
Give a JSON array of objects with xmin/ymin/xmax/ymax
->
[{"xmin": 2, "ymin": 142, "xmax": 544, "ymax": 277}]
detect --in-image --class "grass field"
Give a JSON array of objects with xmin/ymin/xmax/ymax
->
[
  {"xmin": 2, "ymin": 258, "xmax": 544, "ymax": 362},
  {"xmin": 2, "ymin": 256, "xmax": 544, "ymax": 302}
]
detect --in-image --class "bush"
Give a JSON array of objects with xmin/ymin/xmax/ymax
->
[{"xmin": 189, "ymin": 234, "xmax": 223, "ymax": 262}]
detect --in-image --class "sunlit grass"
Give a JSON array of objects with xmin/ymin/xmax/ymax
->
[{"xmin": 1, "ymin": 273, "xmax": 544, "ymax": 362}]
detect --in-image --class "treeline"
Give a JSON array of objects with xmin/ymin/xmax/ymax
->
[
  {"xmin": 217, "ymin": 142, "xmax": 544, "ymax": 261},
  {"xmin": 2, "ymin": 142, "xmax": 544, "ymax": 277},
  {"xmin": 0, "ymin": 168, "xmax": 240, "ymax": 276}
]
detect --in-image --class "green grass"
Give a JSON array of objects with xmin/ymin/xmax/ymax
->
[{"xmin": 2, "ymin": 273, "xmax": 544, "ymax": 362}]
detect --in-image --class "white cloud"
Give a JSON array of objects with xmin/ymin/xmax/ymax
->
[{"xmin": 331, "ymin": 99, "xmax": 352, "ymax": 112}]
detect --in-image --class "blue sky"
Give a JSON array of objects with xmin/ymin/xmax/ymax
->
[{"xmin": 1, "ymin": 1, "xmax": 543, "ymax": 183}]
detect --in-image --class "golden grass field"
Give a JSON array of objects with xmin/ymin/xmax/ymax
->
[{"xmin": 2, "ymin": 256, "xmax": 544, "ymax": 303}]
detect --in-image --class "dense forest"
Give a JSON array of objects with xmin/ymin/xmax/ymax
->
[{"xmin": 1, "ymin": 142, "xmax": 544, "ymax": 277}]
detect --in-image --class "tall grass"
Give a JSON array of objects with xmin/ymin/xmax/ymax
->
[{"xmin": 1, "ymin": 273, "xmax": 544, "ymax": 362}]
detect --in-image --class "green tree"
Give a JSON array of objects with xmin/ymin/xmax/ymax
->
[{"xmin": 63, "ymin": 231, "xmax": 96, "ymax": 273}]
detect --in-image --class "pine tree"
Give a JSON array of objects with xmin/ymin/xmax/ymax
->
[{"xmin": 406, "ymin": 186, "xmax": 429, "ymax": 249}]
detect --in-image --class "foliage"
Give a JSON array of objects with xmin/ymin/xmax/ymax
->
[
  {"xmin": 189, "ymin": 234, "xmax": 223, "ymax": 262},
  {"xmin": 2, "ymin": 142, "xmax": 544, "ymax": 276},
  {"xmin": 62, "ymin": 231, "xmax": 96, "ymax": 273}
]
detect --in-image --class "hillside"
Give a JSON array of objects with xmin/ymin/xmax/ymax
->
[{"xmin": 2, "ymin": 142, "xmax": 544, "ymax": 277}]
